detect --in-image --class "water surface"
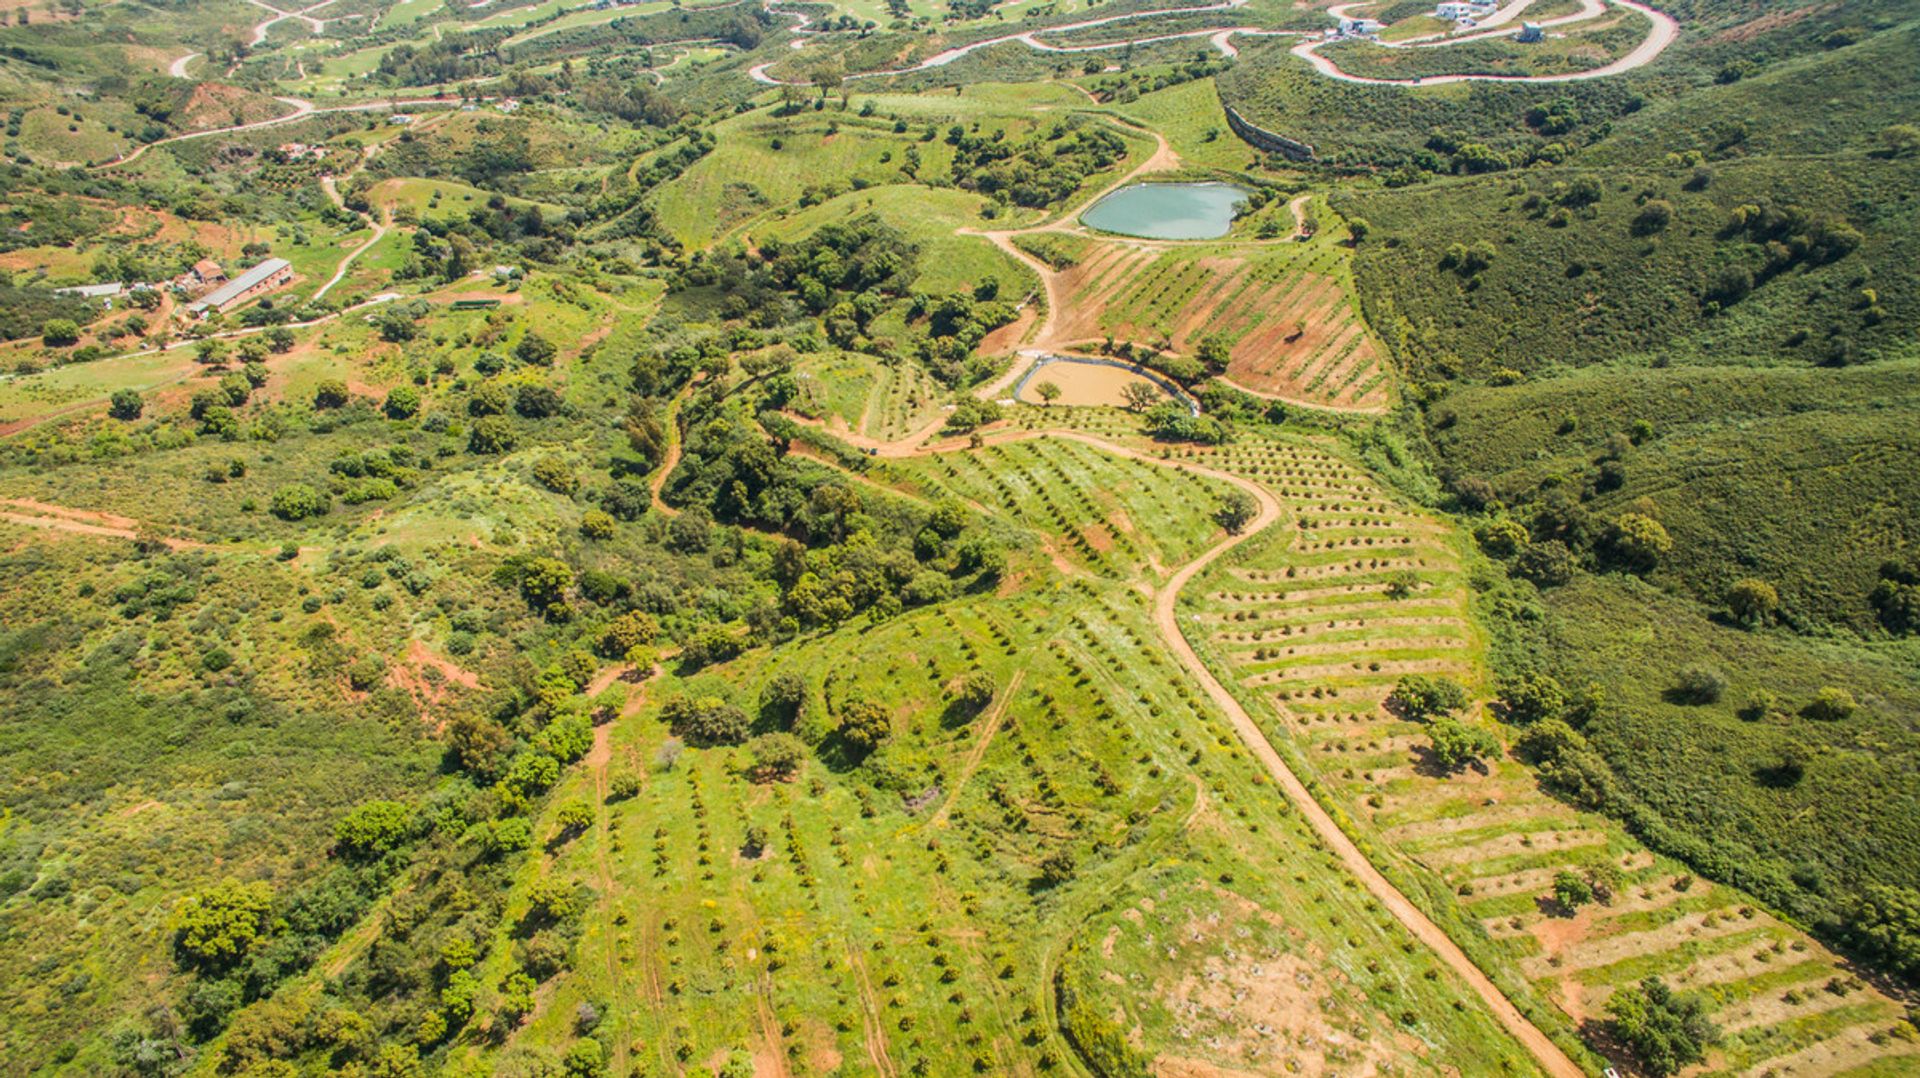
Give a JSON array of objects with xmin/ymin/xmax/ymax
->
[{"xmin": 1080, "ymin": 182, "xmax": 1250, "ymax": 240}]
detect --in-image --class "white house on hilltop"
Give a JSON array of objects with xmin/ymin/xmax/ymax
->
[{"xmin": 1436, "ymin": 0, "xmax": 1496, "ymax": 20}]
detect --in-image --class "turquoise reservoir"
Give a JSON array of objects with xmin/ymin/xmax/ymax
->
[{"xmin": 1079, "ymin": 182, "xmax": 1251, "ymax": 240}]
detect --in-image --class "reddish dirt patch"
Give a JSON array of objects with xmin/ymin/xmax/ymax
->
[
  {"xmin": 386, "ymin": 639, "xmax": 482, "ymax": 728},
  {"xmin": 977, "ymin": 305, "xmax": 1036, "ymax": 355}
]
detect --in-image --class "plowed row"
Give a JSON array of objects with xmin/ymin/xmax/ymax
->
[{"xmin": 1049, "ymin": 243, "xmax": 1388, "ymax": 411}]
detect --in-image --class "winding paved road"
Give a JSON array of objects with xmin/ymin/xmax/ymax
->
[{"xmin": 750, "ymin": 0, "xmax": 1676, "ymax": 88}]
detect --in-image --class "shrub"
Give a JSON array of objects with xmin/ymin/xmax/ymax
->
[
  {"xmin": 314, "ymin": 380, "xmax": 349, "ymax": 409},
  {"xmin": 468, "ymin": 417, "xmax": 517, "ymax": 454},
  {"xmin": 1725, "ymin": 578, "xmax": 1780, "ymax": 626},
  {"xmin": 270, "ymin": 484, "xmax": 329, "ymax": 521},
  {"xmin": 1670, "ymin": 665, "xmax": 1726, "ymax": 705},
  {"xmin": 1514, "ymin": 538, "xmax": 1576, "ymax": 586},
  {"xmin": 514, "ymin": 332, "xmax": 557, "ymax": 366},
  {"xmin": 41, "ymin": 318, "xmax": 79, "ymax": 347},
  {"xmin": 1841, "ymin": 884, "xmax": 1920, "ymax": 982},
  {"xmin": 1607, "ymin": 512, "xmax": 1672, "ymax": 572},
  {"xmin": 533, "ymin": 456, "xmax": 578, "ymax": 494},
  {"xmin": 1802, "ymin": 686, "xmax": 1856, "ymax": 722},
  {"xmin": 607, "ymin": 770, "xmax": 641, "ymax": 801},
  {"xmin": 1497, "ymin": 673, "xmax": 1564, "ymax": 724},
  {"xmin": 108, "ymin": 389, "xmax": 143, "ymax": 420},
  {"xmin": 383, "ymin": 385, "xmax": 421, "ymax": 419},
  {"xmin": 334, "ymin": 800, "xmax": 414, "ymax": 859},
  {"xmin": 514, "ymin": 383, "xmax": 562, "ymax": 418}
]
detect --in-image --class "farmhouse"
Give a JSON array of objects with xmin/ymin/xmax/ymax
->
[
  {"xmin": 191, "ymin": 259, "xmax": 226, "ymax": 287},
  {"xmin": 186, "ymin": 257, "xmax": 293, "ymax": 318},
  {"xmin": 1516, "ymin": 20, "xmax": 1543, "ymax": 40}
]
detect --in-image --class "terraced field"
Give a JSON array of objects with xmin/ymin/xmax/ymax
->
[
  {"xmin": 1176, "ymin": 437, "xmax": 1920, "ymax": 1077},
  {"xmin": 1043, "ymin": 236, "xmax": 1390, "ymax": 412},
  {"xmin": 472, "ymin": 433, "xmax": 1547, "ymax": 1076},
  {"xmin": 886, "ymin": 433, "xmax": 1240, "ymax": 581}
]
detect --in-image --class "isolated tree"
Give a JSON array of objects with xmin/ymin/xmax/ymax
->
[
  {"xmin": 952, "ymin": 669, "xmax": 996, "ymax": 714},
  {"xmin": 1552, "ymin": 869, "xmax": 1595, "ymax": 910},
  {"xmin": 1606, "ymin": 976, "xmax": 1718, "ymax": 1077},
  {"xmin": 1121, "ymin": 382, "xmax": 1160, "ymax": 413},
  {"xmin": 661, "ymin": 695, "xmax": 750, "ymax": 747},
  {"xmin": 171, "ymin": 879, "xmax": 274, "ymax": 970},
  {"xmin": 838, "ymin": 699, "xmax": 892, "ymax": 754},
  {"xmin": 1214, "ymin": 490, "xmax": 1257, "ymax": 534},
  {"xmin": 1387, "ymin": 675, "xmax": 1470, "ymax": 721},
  {"xmin": 1426, "ymin": 718, "xmax": 1499, "ymax": 773},
  {"xmin": 1725, "ymin": 578, "xmax": 1779, "ymax": 626},
  {"xmin": 109, "ymin": 389, "xmax": 144, "ymax": 420},
  {"xmin": 552, "ymin": 798, "xmax": 593, "ymax": 840},
  {"xmin": 759, "ymin": 669, "xmax": 807, "ymax": 728},
  {"xmin": 41, "ymin": 318, "xmax": 79, "ymax": 347},
  {"xmin": 314, "ymin": 380, "xmax": 349, "ymax": 409},
  {"xmin": 748, "ymin": 732, "xmax": 806, "ymax": 782},
  {"xmin": 514, "ymin": 332, "xmax": 557, "ymax": 366},
  {"xmin": 1607, "ymin": 512, "xmax": 1672, "ymax": 572},
  {"xmin": 1034, "ymin": 380, "xmax": 1061, "ymax": 405},
  {"xmin": 383, "ymin": 385, "xmax": 421, "ymax": 420},
  {"xmin": 1194, "ymin": 334, "xmax": 1231, "ymax": 371}
]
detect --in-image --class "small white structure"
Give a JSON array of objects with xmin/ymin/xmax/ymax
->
[
  {"xmin": 1338, "ymin": 16, "xmax": 1383, "ymax": 34},
  {"xmin": 1516, "ymin": 20, "xmax": 1544, "ymax": 40},
  {"xmin": 56, "ymin": 282, "xmax": 125, "ymax": 301},
  {"xmin": 1436, "ymin": 0, "xmax": 1495, "ymax": 19},
  {"xmin": 492, "ymin": 265, "xmax": 522, "ymax": 280},
  {"xmin": 277, "ymin": 141, "xmax": 325, "ymax": 160},
  {"xmin": 388, "ymin": 113, "xmax": 415, "ymax": 125},
  {"xmin": 496, "ymin": 98, "xmax": 520, "ymax": 113}
]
